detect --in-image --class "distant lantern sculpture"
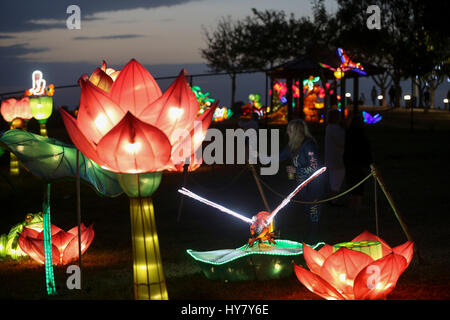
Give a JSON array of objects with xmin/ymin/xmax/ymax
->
[
  {"xmin": 1, "ymin": 97, "xmax": 33, "ymax": 175},
  {"xmin": 320, "ymin": 48, "xmax": 366, "ymax": 80},
  {"xmin": 294, "ymin": 231, "xmax": 414, "ymax": 300},
  {"xmin": 60, "ymin": 59, "xmax": 217, "ymax": 300},
  {"xmin": 26, "ymin": 70, "xmax": 54, "ymax": 137},
  {"xmin": 0, "ymin": 213, "xmax": 43, "ymax": 260}
]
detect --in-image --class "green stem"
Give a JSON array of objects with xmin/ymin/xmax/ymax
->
[{"xmin": 43, "ymin": 183, "xmax": 56, "ymax": 295}]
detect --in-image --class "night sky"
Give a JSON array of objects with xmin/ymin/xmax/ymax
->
[{"xmin": 0, "ymin": 0, "xmax": 447, "ymax": 109}]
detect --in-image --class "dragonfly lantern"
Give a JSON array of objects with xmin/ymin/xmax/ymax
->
[{"xmin": 179, "ymin": 167, "xmax": 326, "ymax": 247}]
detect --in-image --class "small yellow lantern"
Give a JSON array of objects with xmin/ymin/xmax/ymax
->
[
  {"xmin": 30, "ymin": 96, "xmax": 53, "ymax": 137},
  {"xmin": 333, "ymin": 240, "xmax": 382, "ymax": 260}
]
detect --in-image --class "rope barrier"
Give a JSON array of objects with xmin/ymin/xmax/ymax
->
[{"xmin": 255, "ymin": 172, "xmax": 374, "ymax": 205}]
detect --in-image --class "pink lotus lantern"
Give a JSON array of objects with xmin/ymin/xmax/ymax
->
[
  {"xmin": 294, "ymin": 231, "xmax": 414, "ymax": 300},
  {"xmin": 60, "ymin": 59, "xmax": 215, "ymax": 174},
  {"xmin": 18, "ymin": 224, "xmax": 94, "ymax": 265},
  {"xmin": 1, "ymin": 97, "xmax": 33, "ymax": 175},
  {"xmin": 59, "ymin": 59, "xmax": 216, "ymax": 300},
  {"xmin": 0, "ymin": 97, "xmax": 33, "ymax": 124}
]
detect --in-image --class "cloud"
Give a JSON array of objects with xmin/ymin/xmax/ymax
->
[
  {"xmin": 0, "ymin": 43, "xmax": 48, "ymax": 59},
  {"xmin": 73, "ymin": 34, "xmax": 145, "ymax": 40},
  {"xmin": 0, "ymin": 0, "xmax": 202, "ymax": 33}
]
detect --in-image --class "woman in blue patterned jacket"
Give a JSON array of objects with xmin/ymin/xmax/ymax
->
[{"xmin": 280, "ymin": 119, "xmax": 325, "ymax": 244}]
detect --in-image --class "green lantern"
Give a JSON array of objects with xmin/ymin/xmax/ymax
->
[{"xmin": 30, "ymin": 96, "xmax": 53, "ymax": 137}]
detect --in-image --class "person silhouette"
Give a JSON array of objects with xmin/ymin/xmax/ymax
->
[{"xmin": 371, "ymin": 86, "xmax": 377, "ymax": 106}]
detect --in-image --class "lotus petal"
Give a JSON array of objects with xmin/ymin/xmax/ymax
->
[
  {"xmin": 77, "ymin": 79, "xmax": 126, "ymax": 144},
  {"xmin": 302, "ymin": 243, "xmax": 327, "ymax": 275},
  {"xmin": 60, "ymin": 108, "xmax": 103, "ymax": 164},
  {"xmin": 96, "ymin": 112, "xmax": 172, "ymax": 173},
  {"xmin": 392, "ymin": 241, "xmax": 414, "ymax": 267},
  {"xmin": 139, "ymin": 70, "xmax": 199, "ymax": 145},
  {"xmin": 89, "ymin": 67, "xmax": 114, "ymax": 92},
  {"xmin": 320, "ymin": 247, "xmax": 373, "ymax": 299},
  {"xmin": 353, "ymin": 253, "xmax": 408, "ymax": 300},
  {"xmin": 110, "ymin": 59, "xmax": 162, "ymax": 115},
  {"xmin": 294, "ymin": 264, "xmax": 345, "ymax": 300},
  {"xmin": 168, "ymin": 101, "xmax": 217, "ymax": 171}
]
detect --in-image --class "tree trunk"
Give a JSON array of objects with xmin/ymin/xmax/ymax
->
[
  {"xmin": 430, "ymin": 87, "xmax": 436, "ymax": 109},
  {"xmin": 231, "ymin": 73, "xmax": 237, "ymax": 112}
]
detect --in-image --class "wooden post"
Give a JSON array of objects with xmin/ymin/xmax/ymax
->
[
  {"xmin": 340, "ymin": 78, "xmax": 346, "ymax": 110},
  {"xmin": 370, "ymin": 164, "xmax": 424, "ymax": 263},
  {"xmin": 248, "ymin": 164, "xmax": 274, "ymax": 232},
  {"xmin": 374, "ymin": 175, "xmax": 379, "ymax": 236},
  {"xmin": 176, "ymin": 163, "xmax": 189, "ymax": 223},
  {"xmin": 353, "ymin": 76, "xmax": 359, "ymax": 114},
  {"xmin": 76, "ymin": 150, "xmax": 83, "ymax": 288},
  {"xmin": 286, "ymin": 77, "xmax": 293, "ymax": 121},
  {"xmin": 299, "ymin": 76, "xmax": 305, "ymax": 120}
]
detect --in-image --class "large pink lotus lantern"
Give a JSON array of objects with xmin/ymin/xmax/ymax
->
[
  {"xmin": 59, "ymin": 59, "xmax": 216, "ymax": 300},
  {"xmin": 18, "ymin": 224, "xmax": 94, "ymax": 265},
  {"xmin": 60, "ymin": 59, "xmax": 215, "ymax": 174},
  {"xmin": 294, "ymin": 231, "xmax": 414, "ymax": 300}
]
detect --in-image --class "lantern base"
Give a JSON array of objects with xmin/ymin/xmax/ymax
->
[
  {"xmin": 130, "ymin": 197, "xmax": 168, "ymax": 300},
  {"xmin": 39, "ymin": 123, "xmax": 48, "ymax": 137},
  {"xmin": 187, "ymin": 240, "xmax": 324, "ymax": 282}
]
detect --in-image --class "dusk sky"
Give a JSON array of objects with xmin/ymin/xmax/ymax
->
[{"xmin": 0, "ymin": 0, "xmax": 447, "ymax": 109}]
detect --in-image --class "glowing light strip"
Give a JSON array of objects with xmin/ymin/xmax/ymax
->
[
  {"xmin": 178, "ymin": 187, "xmax": 253, "ymax": 224},
  {"xmin": 30, "ymin": 70, "xmax": 46, "ymax": 96},
  {"xmin": 187, "ymin": 241, "xmax": 326, "ymax": 266},
  {"xmin": 267, "ymin": 167, "xmax": 327, "ymax": 224}
]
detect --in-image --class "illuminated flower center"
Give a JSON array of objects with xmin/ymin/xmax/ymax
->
[
  {"xmin": 169, "ymin": 107, "xmax": 183, "ymax": 120},
  {"xmin": 125, "ymin": 141, "xmax": 142, "ymax": 153},
  {"xmin": 94, "ymin": 114, "xmax": 108, "ymax": 131}
]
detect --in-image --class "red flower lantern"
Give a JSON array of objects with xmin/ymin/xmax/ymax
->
[
  {"xmin": 294, "ymin": 231, "xmax": 414, "ymax": 300},
  {"xmin": 1, "ymin": 97, "xmax": 33, "ymax": 124},
  {"xmin": 60, "ymin": 59, "xmax": 215, "ymax": 174},
  {"xmin": 18, "ymin": 224, "xmax": 94, "ymax": 265},
  {"xmin": 1, "ymin": 97, "xmax": 33, "ymax": 175},
  {"xmin": 59, "ymin": 59, "xmax": 216, "ymax": 300}
]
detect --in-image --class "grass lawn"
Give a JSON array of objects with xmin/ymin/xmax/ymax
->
[{"xmin": 0, "ymin": 108, "xmax": 449, "ymax": 300}]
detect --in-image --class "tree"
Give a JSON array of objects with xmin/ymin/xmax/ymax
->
[
  {"xmin": 200, "ymin": 16, "xmax": 253, "ymax": 110},
  {"xmin": 334, "ymin": 0, "xmax": 450, "ymax": 108}
]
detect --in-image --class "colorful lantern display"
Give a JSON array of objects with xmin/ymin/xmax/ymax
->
[
  {"xmin": 0, "ymin": 213, "xmax": 43, "ymax": 260},
  {"xmin": 27, "ymin": 70, "xmax": 54, "ymax": 137},
  {"xmin": 303, "ymin": 84, "xmax": 325, "ymax": 123},
  {"xmin": 320, "ymin": 48, "xmax": 366, "ymax": 80},
  {"xmin": 362, "ymin": 111, "xmax": 382, "ymax": 124},
  {"xmin": 303, "ymin": 76, "xmax": 320, "ymax": 93},
  {"xmin": 294, "ymin": 231, "xmax": 414, "ymax": 300},
  {"xmin": 241, "ymin": 93, "xmax": 267, "ymax": 119},
  {"xmin": 213, "ymin": 106, "xmax": 233, "ymax": 122},
  {"xmin": 0, "ymin": 97, "xmax": 33, "ymax": 123},
  {"xmin": 1, "ymin": 97, "xmax": 33, "ymax": 175},
  {"xmin": 60, "ymin": 59, "xmax": 216, "ymax": 300},
  {"xmin": 266, "ymin": 105, "xmax": 288, "ymax": 124},
  {"xmin": 18, "ymin": 223, "xmax": 94, "ymax": 265},
  {"xmin": 192, "ymin": 85, "xmax": 215, "ymax": 115},
  {"xmin": 29, "ymin": 96, "xmax": 53, "ymax": 137}
]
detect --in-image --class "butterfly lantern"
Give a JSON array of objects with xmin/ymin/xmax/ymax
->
[
  {"xmin": 320, "ymin": 48, "xmax": 367, "ymax": 80},
  {"xmin": 179, "ymin": 167, "xmax": 326, "ymax": 247},
  {"xmin": 362, "ymin": 111, "xmax": 382, "ymax": 124}
]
